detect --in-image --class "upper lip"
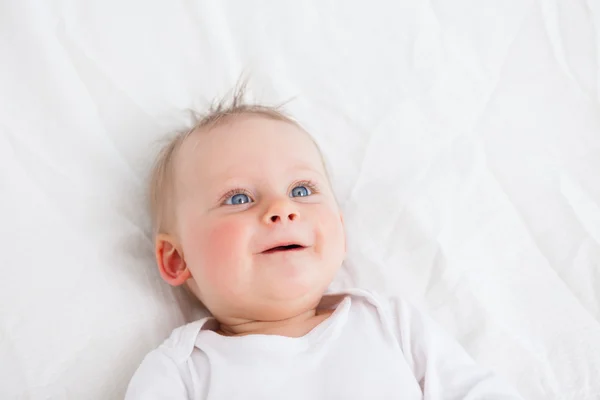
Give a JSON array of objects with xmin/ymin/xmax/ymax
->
[{"xmin": 259, "ymin": 241, "xmax": 308, "ymax": 254}]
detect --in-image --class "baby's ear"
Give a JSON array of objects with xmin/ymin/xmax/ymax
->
[{"xmin": 155, "ymin": 234, "xmax": 190, "ymax": 286}]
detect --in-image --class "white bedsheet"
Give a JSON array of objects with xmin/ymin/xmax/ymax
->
[{"xmin": 1, "ymin": 1, "xmax": 599, "ymax": 399}]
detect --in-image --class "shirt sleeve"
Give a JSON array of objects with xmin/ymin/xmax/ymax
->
[
  {"xmin": 124, "ymin": 349, "xmax": 189, "ymax": 400},
  {"xmin": 388, "ymin": 297, "xmax": 524, "ymax": 400}
]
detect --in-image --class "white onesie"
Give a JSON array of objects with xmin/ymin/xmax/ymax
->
[{"xmin": 125, "ymin": 289, "xmax": 522, "ymax": 399}]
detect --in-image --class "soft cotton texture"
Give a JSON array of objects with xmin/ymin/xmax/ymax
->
[
  {"xmin": 1, "ymin": 1, "xmax": 600, "ymax": 399},
  {"xmin": 125, "ymin": 289, "xmax": 523, "ymax": 399}
]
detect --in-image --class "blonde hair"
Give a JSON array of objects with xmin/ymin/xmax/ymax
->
[{"xmin": 149, "ymin": 84, "xmax": 307, "ymax": 237}]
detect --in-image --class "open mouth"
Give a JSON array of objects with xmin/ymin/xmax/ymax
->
[{"xmin": 262, "ymin": 244, "xmax": 305, "ymax": 254}]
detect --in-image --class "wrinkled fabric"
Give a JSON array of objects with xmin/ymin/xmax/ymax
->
[
  {"xmin": 0, "ymin": 1, "xmax": 599, "ymax": 399},
  {"xmin": 125, "ymin": 289, "xmax": 523, "ymax": 400}
]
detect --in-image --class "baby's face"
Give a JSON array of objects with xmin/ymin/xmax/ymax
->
[{"xmin": 173, "ymin": 116, "xmax": 345, "ymax": 321}]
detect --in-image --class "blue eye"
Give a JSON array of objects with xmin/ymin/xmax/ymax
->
[
  {"xmin": 290, "ymin": 185, "xmax": 312, "ymax": 198},
  {"xmin": 224, "ymin": 193, "xmax": 252, "ymax": 205}
]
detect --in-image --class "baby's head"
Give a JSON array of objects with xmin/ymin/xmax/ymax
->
[{"xmin": 149, "ymin": 91, "xmax": 346, "ymax": 324}]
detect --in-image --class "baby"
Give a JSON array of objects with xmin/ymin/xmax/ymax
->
[{"xmin": 126, "ymin": 89, "xmax": 523, "ymax": 399}]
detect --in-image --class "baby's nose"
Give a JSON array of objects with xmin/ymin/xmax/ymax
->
[
  {"xmin": 263, "ymin": 199, "xmax": 299, "ymax": 225},
  {"xmin": 268, "ymin": 212, "xmax": 298, "ymax": 223}
]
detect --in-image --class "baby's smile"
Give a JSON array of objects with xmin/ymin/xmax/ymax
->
[{"xmin": 259, "ymin": 243, "xmax": 308, "ymax": 254}]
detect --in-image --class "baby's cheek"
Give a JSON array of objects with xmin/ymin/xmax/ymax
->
[
  {"xmin": 205, "ymin": 222, "xmax": 238, "ymax": 255},
  {"xmin": 198, "ymin": 218, "xmax": 251, "ymax": 278},
  {"xmin": 316, "ymin": 206, "xmax": 345, "ymax": 251},
  {"xmin": 316, "ymin": 205, "xmax": 340, "ymax": 230}
]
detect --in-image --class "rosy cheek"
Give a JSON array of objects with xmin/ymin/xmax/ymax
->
[
  {"xmin": 204, "ymin": 220, "xmax": 240, "ymax": 257},
  {"xmin": 195, "ymin": 216, "xmax": 251, "ymax": 282}
]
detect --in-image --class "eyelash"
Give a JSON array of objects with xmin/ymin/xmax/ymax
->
[
  {"xmin": 292, "ymin": 180, "xmax": 320, "ymax": 196},
  {"xmin": 220, "ymin": 188, "xmax": 253, "ymax": 205},
  {"xmin": 219, "ymin": 180, "xmax": 320, "ymax": 205}
]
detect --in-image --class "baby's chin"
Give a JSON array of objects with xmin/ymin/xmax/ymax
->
[
  {"xmin": 245, "ymin": 277, "xmax": 333, "ymax": 319},
  {"xmin": 255, "ymin": 260, "xmax": 337, "ymax": 296}
]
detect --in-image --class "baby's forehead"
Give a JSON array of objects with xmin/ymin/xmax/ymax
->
[{"xmin": 174, "ymin": 114, "xmax": 327, "ymax": 184}]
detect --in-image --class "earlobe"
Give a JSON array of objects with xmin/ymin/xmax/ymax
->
[{"xmin": 155, "ymin": 234, "xmax": 190, "ymax": 286}]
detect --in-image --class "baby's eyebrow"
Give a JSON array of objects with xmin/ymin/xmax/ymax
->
[
  {"xmin": 206, "ymin": 178, "xmax": 246, "ymax": 194},
  {"xmin": 289, "ymin": 165, "xmax": 326, "ymax": 178}
]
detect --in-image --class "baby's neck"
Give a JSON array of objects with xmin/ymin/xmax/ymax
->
[{"xmin": 216, "ymin": 308, "xmax": 334, "ymax": 338}]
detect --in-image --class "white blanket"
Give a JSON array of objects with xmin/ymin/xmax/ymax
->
[{"xmin": 1, "ymin": 1, "xmax": 599, "ymax": 399}]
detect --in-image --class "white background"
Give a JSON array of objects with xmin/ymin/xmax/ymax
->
[{"xmin": 1, "ymin": 1, "xmax": 599, "ymax": 399}]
